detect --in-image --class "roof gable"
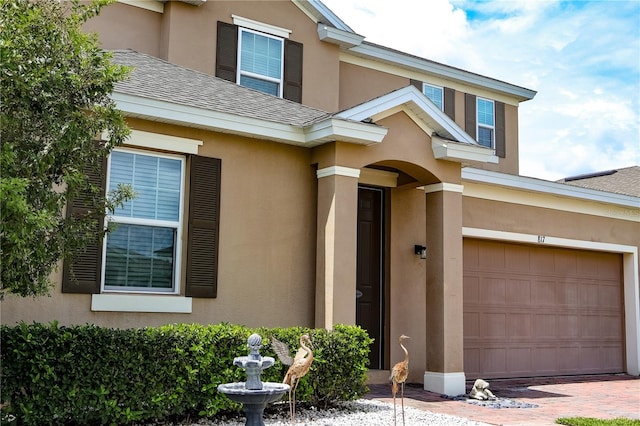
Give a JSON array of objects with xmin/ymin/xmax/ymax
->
[{"xmin": 336, "ymin": 85, "xmax": 498, "ymax": 164}]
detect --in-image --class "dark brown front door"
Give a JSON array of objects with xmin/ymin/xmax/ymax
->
[{"xmin": 356, "ymin": 186, "xmax": 384, "ymax": 369}]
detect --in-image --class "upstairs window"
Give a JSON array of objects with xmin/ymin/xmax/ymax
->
[
  {"xmin": 216, "ymin": 20, "xmax": 303, "ymax": 103},
  {"xmin": 103, "ymin": 149, "xmax": 185, "ymax": 293},
  {"xmin": 238, "ymin": 28, "xmax": 284, "ymax": 97},
  {"xmin": 423, "ymin": 83, "xmax": 444, "ymax": 110},
  {"xmin": 477, "ymin": 97, "xmax": 495, "ymax": 148}
]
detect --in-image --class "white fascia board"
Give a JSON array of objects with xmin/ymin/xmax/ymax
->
[
  {"xmin": 113, "ymin": 93, "xmax": 386, "ymax": 147},
  {"xmin": 432, "ymin": 137, "xmax": 498, "ymax": 164},
  {"xmin": 113, "ymin": 92, "xmax": 308, "ymax": 144},
  {"xmin": 305, "ymin": 118, "xmax": 387, "ymax": 145},
  {"xmin": 302, "ymin": 0, "xmax": 355, "ymax": 32},
  {"xmin": 348, "ymin": 43, "xmax": 536, "ymax": 101},
  {"xmin": 317, "ymin": 23, "xmax": 364, "ymax": 48},
  {"xmin": 462, "ymin": 167, "xmax": 640, "ymax": 208},
  {"xmin": 338, "ymin": 86, "xmax": 476, "ymax": 145}
]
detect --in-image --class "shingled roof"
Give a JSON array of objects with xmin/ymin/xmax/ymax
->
[
  {"xmin": 110, "ymin": 49, "xmax": 332, "ymax": 126},
  {"xmin": 558, "ymin": 166, "xmax": 640, "ymax": 197}
]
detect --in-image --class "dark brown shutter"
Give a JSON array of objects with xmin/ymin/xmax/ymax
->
[
  {"xmin": 62, "ymin": 158, "xmax": 106, "ymax": 294},
  {"xmin": 465, "ymin": 93, "xmax": 477, "ymax": 139},
  {"xmin": 409, "ymin": 79, "xmax": 422, "ymax": 91},
  {"xmin": 495, "ymin": 101, "xmax": 506, "ymax": 157},
  {"xmin": 186, "ymin": 156, "xmax": 221, "ymax": 298},
  {"xmin": 216, "ymin": 21, "xmax": 238, "ymax": 83},
  {"xmin": 444, "ymin": 87, "xmax": 455, "ymax": 120},
  {"xmin": 283, "ymin": 39, "xmax": 303, "ymax": 103}
]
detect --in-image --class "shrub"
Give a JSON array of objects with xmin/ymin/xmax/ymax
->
[{"xmin": 0, "ymin": 322, "xmax": 373, "ymax": 425}]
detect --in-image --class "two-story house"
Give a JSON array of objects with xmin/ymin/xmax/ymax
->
[{"xmin": 3, "ymin": 0, "xmax": 638, "ymax": 395}]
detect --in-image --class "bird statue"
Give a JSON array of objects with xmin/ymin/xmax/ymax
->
[
  {"xmin": 271, "ymin": 334, "xmax": 314, "ymax": 422},
  {"xmin": 390, "ymin": 334, "xmax": 410, "ymax": 426}
]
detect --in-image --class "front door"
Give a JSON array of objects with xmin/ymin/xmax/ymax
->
[{"xmin": 356, "ymin": 186, "xmax": 385, "ymax": 369}]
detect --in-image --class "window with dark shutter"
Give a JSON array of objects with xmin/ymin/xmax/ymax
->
[
  {"xmin": 186, "ymin": 156, "xmax": 221, "ymax": 298},
  {"xmin": 495, "ymin": 101, "xmax": 506, "ymax": 158},
  {"xmin": 283, "ymin": 39, "xmax": 303, "ymax": 103},
  {"xmin": 465, "ymin": 93, "xmax": 477, "ymax": 139},
  {"xmin": 216, "ymin": 21, "xmax": 238, "ymax": 83},
  {"xmin": 216, "ymin": 21, "xmax": 303, "ymax": 103},
  {"xmin": 62, "ymin": 158, "xmax": 106, "ymax": 294}
]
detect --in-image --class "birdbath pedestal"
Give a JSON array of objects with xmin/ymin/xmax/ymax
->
[{"xmin": 217, "ymin": 334, "xmax": 289, "ymax": 426}]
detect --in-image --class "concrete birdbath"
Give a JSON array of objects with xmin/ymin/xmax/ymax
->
[{"xmin": 217, "ymin": 334, "xmax": 290, "ymax": 426}]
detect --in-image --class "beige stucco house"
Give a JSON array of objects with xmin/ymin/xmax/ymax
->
[{"xmin": 3, "ymin": 0, "xmax": 638, "ymax": 396}]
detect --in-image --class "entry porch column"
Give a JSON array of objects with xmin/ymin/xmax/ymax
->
[
  {"xmin": 423, "ymin": 183, "xmax": 466, "ymax": 396},
  {"xmin": 314, "ymin": 166, "xmax": 360, "ymax": 330}
]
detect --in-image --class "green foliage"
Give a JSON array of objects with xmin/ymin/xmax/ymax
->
[
  {"xmin": 0, "ymin": 0, "xmax": 132, "ymax": 297},
  {"xmin": 0, "ymin": 322, "xmax": 373, "ymax": 425},
  {"xmin": 557, "ymin": 418, "xmax": 640, "ymax": 426}
]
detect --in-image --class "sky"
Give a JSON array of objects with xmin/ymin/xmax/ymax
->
[{"xmin": 321, "ymin": 0, "xmax": 640, "ymax": 181}]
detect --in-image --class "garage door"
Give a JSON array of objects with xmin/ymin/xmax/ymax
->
[{"xmin": 463, "ymin": 239, "xmax": 623, "ymax": 379}]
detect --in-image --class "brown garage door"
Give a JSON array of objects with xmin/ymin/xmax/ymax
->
[{"xmin": 463, "ymin": 239, "xmax": 624, "ymax": 379}]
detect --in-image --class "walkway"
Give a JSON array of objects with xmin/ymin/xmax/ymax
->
[{"xmin": 366, "ymin": 374, "xmax": 640, "ymax": 425}]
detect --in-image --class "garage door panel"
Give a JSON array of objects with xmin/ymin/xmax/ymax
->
[
  {"xmin": 581, "ymin": 315, "xmax": 601, "ymax": 338},
  {"xmin": 482, "ymin": 348, "xmax": 506, "ymax": 374},
  {"xmin": 484, "ymin": 313, "xmax": 507, "ymax": 338},
  {"xmin": 464, "ymin": 312, "xmax": 480, "ymax": 338},
  {"xmin": 599, "ymin": 285, "xmax": 623, "ymax": 308},
  {"xmin": 505, "ymin": 245, "xmax": 530, "ymax": 272},
  {"xmin": 532, "ymin": 347, "xmax": 557, "ymax": 373},
  {"xmin": 507, "ymin": 348, "xmax": 532, "ymax": 374},
  {"xmin": 557, "ymin": 282, "xmax": 580, "ymax": 305},
  {"xmin": 507, "ymin": 279, "xmax": 531, "ymax": 304},
  {"xmin": 532, "ymin": 281, "xmax": 556, "ymax": 305},
  {"xmin": 481, "ymin": 278, "xmax": 506, "ymax": 304},
  {"xmin": 507, "ymin": 313, "xmax": 532, "ymax": 339},
  {"xmin": 558, "ymin": 346, "xmax": 581, "ymax": 372},
  {"xmin": 464, "ymin": 239, "xmax": 623, "ymax": 378},
  {"xmin": 464, "ymin": 276, "xmax": 480, "ymax": 303},
  {"xmin": 557, "ymin": 315, "xmax": 580, "ymax": 338},
  {"xmin": 534, "ymin": 314, "xmax": 556, "ymax": 338}
]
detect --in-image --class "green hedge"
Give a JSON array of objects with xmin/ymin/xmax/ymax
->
[{"xmin": 0, "ymin": 322, "xmax": 373, "ymax": 425}]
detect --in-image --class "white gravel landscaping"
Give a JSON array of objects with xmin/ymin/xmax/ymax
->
[{"xmin": 180, "ymin": 399, "xmax": 489, "ymax": 425}]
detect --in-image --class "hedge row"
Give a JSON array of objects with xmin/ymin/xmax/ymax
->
[{"xmin": 1, "ymin": 322, "xmax": 373, "ymax": 425}]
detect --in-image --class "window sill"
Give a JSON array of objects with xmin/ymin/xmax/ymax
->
[{"xmin": 91, "ymin": 294, "xmax": 192, "ymax": 313}]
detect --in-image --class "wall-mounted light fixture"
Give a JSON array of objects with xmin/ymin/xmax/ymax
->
[{"xmin": 414, "ymin": 244, "xmax": 427, "ymax": 259}]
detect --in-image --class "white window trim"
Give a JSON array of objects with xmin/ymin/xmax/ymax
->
[
  {"xmin": 237, "ymin": 27, "xmax": 285, "ymax": 98},
  {"xmin": 232, "ymin": 15, "xmax": 291, "ymax": 39},
  {"xmin": 423, "ymin": 83, "xmax": 444, "ymax": 111},
  {"xmin": 101, "ymin": 147, "xmax": 186, "ymax": 295},
  {"xmin": 91, "ymin": 294, "xmax": 192, "ymax": 313},
  {"xmin": 476, "ymin": 97, "xmax": 495, "ymax": 148},
  {"xmin": 102, "ymin": 130, "xmax": 202, "ymax": 155}
]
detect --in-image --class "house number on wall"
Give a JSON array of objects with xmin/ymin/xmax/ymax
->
[{"xmin": 538, "ymin": 235, "xmax": 546, "ymax": 243}]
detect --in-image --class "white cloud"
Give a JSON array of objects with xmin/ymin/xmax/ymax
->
[{"xmin": 321, "ymin": 0, "xmax": 640, "ymax": 181}]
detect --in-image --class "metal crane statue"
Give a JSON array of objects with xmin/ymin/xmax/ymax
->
[
  {"xmin": 390, "ymin": 335, "xmax": 410, "ymax": 426},
  {"xmin": 271, "ymin": 334, "xmax": 314, "ymax": 422}
]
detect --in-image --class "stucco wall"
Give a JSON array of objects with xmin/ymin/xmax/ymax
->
[
  {"xmin": 389, "ymin": 186, "xmax": 428, "ymax": 383},
  {"xmin": 83, "ymin": 2, "xmax": 162, "ymax": 57},
  {"xmin": 85, "ymin": 1, "xmax": 341, "ymax": 112},
  {"xmin": 1, "ymin": 121, "xmax": 319, "ymax": 329}
]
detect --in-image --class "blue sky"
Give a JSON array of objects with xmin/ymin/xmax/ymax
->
[{"xmin": 321, "ymin": 0, "xmax": 640, "ymax": 181}]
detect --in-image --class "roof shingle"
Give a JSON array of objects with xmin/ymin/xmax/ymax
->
[
  {"xmin": 559, "ymin": 166, "xmax": 640, "ymax": 197},
  {"xmin": 110, "ymin": 49, "xmax": 332, "ymax": 127}
]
